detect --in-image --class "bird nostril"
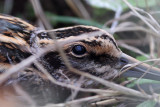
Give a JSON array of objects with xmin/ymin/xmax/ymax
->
[
  {"xmin": 115, "ymin": 57, "xmax": 129, "ymax": 69},
  {"xmin": 120, "ymin": 57, "xmax": 129, "ymax": 66}
]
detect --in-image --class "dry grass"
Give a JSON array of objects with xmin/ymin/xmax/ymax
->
[{"xmin": 1, "ymin": 0, "xmax": 160, "ymax": 107}]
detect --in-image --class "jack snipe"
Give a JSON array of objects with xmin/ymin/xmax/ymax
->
[
  {"xmin": 0, "ymin": 14, "xmax": 160, "ymax": 86},
  {"xmin": 1, "ymin": 14, "xmax": 160, "ymax": 106}
]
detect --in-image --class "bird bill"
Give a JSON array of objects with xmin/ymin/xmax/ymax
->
[{"xmin": 120, "ymin": 53, "xmax": 160, "ymax": 81}]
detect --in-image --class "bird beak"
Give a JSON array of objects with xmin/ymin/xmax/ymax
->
[{"xmin": 118, "ymin": 53, "xmax": 160, "ymax": 81}]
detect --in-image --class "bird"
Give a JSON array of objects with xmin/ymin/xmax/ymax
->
[
  {"xmin": 1, "ymin": 14, "xmax": 160, "ymax": 106},
  {"xmin": 0, "ymin": 14, "xmax": 122, "ymax": 85}
]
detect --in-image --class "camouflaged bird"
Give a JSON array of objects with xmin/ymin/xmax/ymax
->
[{"xmin": 0, "ymin": 14, "xmax": 160, "ymax": 87}]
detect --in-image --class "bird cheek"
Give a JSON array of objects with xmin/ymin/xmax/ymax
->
[
  {"xmin": 95, "ymin": 65, "xmax": 111, "ymax": 73},
  {"xmin": 102, "ymin": 69, "xmax": 119, "ymax": 80},
  {"xmin": 67, "ymin": 57, "xmax": 86, "ymax": 69}
]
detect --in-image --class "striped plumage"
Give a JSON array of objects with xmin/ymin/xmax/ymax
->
[
  {"xmin": 0, "ymin": 14, "xmax": 124, "ymax": 105},
  {"xmin": 1, "ymin": 14, "xmax": 160, "ymax": 106},
  {"xmin": 0, "ymin": 14, "xmax": 51, "ymax": 71},
  {"xmin": 42, "ymin": 25, "xmax": 121, "ymax": 85},
  {"xmin": 0, "ymin": 14, "xmax": 123, "ymax": 86},
  {"xmin": 1, "ymin": 14, "xmax": 160, "ymax": 85}
]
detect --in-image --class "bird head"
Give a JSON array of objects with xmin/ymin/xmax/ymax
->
[
  {"xmin": 40, "ymin": 25, "xmax": 160, "ymax": 86},
  {"xmin": 40, "ymin": 26, "xmax": 122, "ymax": 85},
  {"xmin": 0, "ymin": 14, "xmax": 160, "ymax": 87}
]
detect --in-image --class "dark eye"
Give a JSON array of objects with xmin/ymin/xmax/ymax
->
[{"xmin": 72, "ymin": 45, "xmax": 86, "ymax": 56}]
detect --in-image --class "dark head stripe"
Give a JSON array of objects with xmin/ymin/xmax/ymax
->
[
  {"xmin": 55, "ymin": 26, "xmax": 99, "ymax": 39},
  {"xmin": 80, "ymin": 34, "xmax": 119, "ymax": 51}
]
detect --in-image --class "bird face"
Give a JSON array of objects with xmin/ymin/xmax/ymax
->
[
  {"xmin": 41, "ymin": 26, "xmax": 122, "ymax": 84},
  {"xmin": 0, "ymin": 14, "xmax": 160, "ymax": 86},
  {"xmin": 41, "ymin": 25, "xmax": 160, "ymax": 85}
]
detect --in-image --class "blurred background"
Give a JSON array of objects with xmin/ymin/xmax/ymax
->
[{"xmin": 0, "ymin": 0, "xmax": 160, "ymax": 106}]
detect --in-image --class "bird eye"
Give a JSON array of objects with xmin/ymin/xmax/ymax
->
[{"xmin": 72, "ymin": 45, "xmax": 86, "ymax": 56}]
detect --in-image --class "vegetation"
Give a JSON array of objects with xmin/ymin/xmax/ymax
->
[{"xmin": 0, "ymin": 0, "xmax": 160, "ymax": 107}]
